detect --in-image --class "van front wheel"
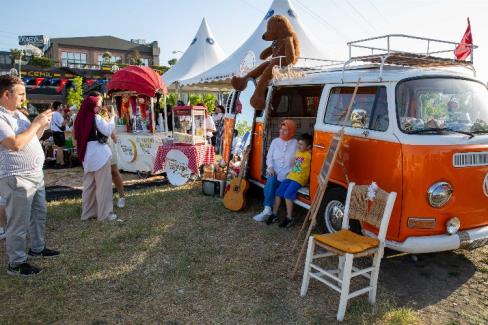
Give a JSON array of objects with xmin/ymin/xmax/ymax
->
[{"xmin": 317, "ymin": 187, "xmax": 362, "ymax": 234}]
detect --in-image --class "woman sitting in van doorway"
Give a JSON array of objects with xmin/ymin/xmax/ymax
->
[
  {"xmin": 268, "ymin": 133, "xmax": 312, "ymax": 227},
  {"xmin": 253, "ymin": 120, "xmax": 297, "ymax": 222}
]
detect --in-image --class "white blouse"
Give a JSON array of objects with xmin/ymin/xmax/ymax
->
[
  {"xmin": 266, "ymin": 137, "xmax": 297, "ymax": 181},
  {"xmin": 82, "ymin": 115, "xmax": 115, "ymax": 173}
]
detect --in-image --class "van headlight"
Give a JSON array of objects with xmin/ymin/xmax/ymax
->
[
  {"xmin": 446, "ymin": 217, "xmax": 460, "ymax": 235},
  {"xmin": 427, "ymin": 182, "xmax": 453, "ymax": 208}
]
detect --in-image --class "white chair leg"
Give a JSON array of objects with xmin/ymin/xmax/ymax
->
[
  {"xmin": 337, "ymin": 253, "xmax": 353, "ymax": 322},
  {"xmin": 300, "ymin": 236, "xmax": 315, "ymax": 297},
  {"xmin": 368, "ymin": 249, "xmax": 383, "ymax": 304},
  {"xmin": 338, "ymin": 255, "xmax": 345, "ymax": 281}
]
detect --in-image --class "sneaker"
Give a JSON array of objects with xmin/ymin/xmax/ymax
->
[
  {"xmin": 105, "ymin": 213, "xmax": 123, "ymax": 222},
  {"xmin": 265, "ymin": 214, "xmax": 279, "ymax": 225},
  {"xmin": 106, "ymin": 213, "xmax": 118, "ymax": 221},
  {"xmin": 28, "ymin": 247, "xmax": 60, "ymax": 258},
  {"xmin": 279, "ymin": 217, "xmax": 295, "ymax": 228},
  {"xmin": 7, "ymin": 263, "xmax": 42, "ymax": 276},
  {"xmin": 0, "ymin": 227, "xmax": 5, "ymax": 240},
  {"xmin": 253, "ymin": 206, "xmax": 272, "ymax": 222},
  {"xmin": 116, "ymin": 197, "xmax": 126, "ymax": 208}
]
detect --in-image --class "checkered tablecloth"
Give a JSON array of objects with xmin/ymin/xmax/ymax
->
[{"xmin": 153, "ymin": 143, "xmax": 215, "ymax": 175}]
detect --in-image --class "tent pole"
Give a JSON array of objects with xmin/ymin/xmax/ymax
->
[
  {"xmin": 163, "ymin": 95, "xmax": 168, "ymax": 133},
  {"xmin": 150, "ymin": 97, "xmax": 155, "ymax": 133}
]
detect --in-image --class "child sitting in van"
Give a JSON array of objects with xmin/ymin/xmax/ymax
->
[{"xmin": 267, "ymin": 133, "xmax": 313, "ymax": 228}]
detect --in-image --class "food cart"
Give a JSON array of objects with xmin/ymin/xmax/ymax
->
[
  {"xmin": 153, "ymin": 105, "xmax": 215, "ymax": 185},
  {"xmin": 107, "ymin": 66, "xmax": 171, "ymax": 174}
]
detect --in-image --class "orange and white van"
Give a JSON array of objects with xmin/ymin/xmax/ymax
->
[{"xmin": 222, "ymin": 35, "xmax": 488, "ymax": 254}]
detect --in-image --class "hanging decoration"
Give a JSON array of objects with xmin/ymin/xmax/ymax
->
[
  {"xmin": 121, "ymin": 94, "xmax": 131, "ymax": 132},
  {"xmin": 56, "ymin": 79, "xmax": 68, "ymax": 93},
  {"xmin": 22, "ymin": 77, "xmax": 33, "ymax": 85},
  {"xmin": 33, "ymin": 78, "xmax": 44, "ymax": 89}
]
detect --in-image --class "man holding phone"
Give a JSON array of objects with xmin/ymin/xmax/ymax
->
[{"xmin": 0, "ymin": 75, "xmax": 60, "ymax": 276}]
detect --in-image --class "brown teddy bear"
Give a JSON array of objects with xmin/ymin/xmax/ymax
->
[{"xmin": 231, "ymin": 15, "xmax": 300, "ymax": 110}]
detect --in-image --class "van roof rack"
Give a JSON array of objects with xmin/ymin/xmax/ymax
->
[{"xmin": 344, "ymin": 34, "xmax": 478, "ymax": 79}]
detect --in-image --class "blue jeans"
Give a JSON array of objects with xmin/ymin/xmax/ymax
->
[
  {"xmin": 276, "ymin": 179, "xmax": 302, "ymax": 201},
  {"xmin": 264, "ymin": 175, "xmax": 281, "ymax": 207}
]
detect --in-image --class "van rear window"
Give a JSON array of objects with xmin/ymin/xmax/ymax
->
[{"xmin": 323, "ymin": 86, "xmax": 388, "ymax": 131}]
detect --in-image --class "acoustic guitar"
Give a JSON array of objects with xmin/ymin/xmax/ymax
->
[{"xmin": 223, "ymin": 148, "xmax": 251, "ymax": 211}]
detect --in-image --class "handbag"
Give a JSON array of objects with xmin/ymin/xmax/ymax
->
[{"xmin": 54, "ymin": 119, "xmax": 66, "ymax": 131}]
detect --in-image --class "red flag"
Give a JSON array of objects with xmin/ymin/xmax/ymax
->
[
  {"xmin": 56, "ymin": 79, "xmax": 68, "ymax": 93},
  {"xmin": 454, "ymin": 18, "xmax": 473, "ymax": 61},
  {"xmin": 33, "ymin": 78, "xmax": 44, "ymax": 89}
]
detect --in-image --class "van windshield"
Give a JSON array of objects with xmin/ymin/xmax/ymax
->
[{"xmin": 396, "ymin": 78, "xmax": 488, "ymax": 134}]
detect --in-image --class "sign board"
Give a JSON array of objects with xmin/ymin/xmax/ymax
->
[
  {"xmin": 118, "ymin": 137, "xmax": 137, "ymax": 163},
  {"xmin": 18, "ymin": 35, "xmax": 48, "ymax": 47},
  {"xmin": 166, "ymin": 149, "xmax": 191, "ymax": 186}
]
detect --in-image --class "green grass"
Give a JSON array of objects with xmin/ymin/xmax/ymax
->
[
  {"xmin": 377, "ymin": 307, "xmax": 420, "ymax": 325},
  {"xmin": 0, "ymin": 183, "xmax": 486, "ymax": 324}
]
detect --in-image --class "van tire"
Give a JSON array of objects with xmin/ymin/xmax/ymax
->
[{"xmin": 317, "ymin": 187, "xmax": 361, "ymax": 234}]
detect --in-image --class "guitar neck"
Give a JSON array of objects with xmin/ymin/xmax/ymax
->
[{"xmin": 236, "ymin": 149, "xmax": 250, "ymax": 183}]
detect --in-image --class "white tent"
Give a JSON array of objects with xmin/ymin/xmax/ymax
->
[
  {"xmin": 163, "ymin": 18, "xmax": 226, "ymax": 89},
  {"xmin": 179, "ymin": 0, "xmax": 330, "ymax": 91}
]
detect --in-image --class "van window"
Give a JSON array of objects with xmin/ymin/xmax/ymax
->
[
  {"xmin": 271, "ymin": 86, "xmax": 322, "ymax": 117},
  {"xmin": 396, "ymin": 78, "xmax": 488, "ymax": 134},
  {"xmin": 323, "ymin": 86, "xmax": 388, "ymax": 131}
]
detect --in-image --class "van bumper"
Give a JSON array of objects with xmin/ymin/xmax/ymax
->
[{"xmin": 365, "ymin": 225, "xmax": 488, "ymax": 254}]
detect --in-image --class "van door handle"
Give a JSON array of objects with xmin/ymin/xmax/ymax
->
[{"xmin": 314, "ymin": 144, "xmax": 326, "ymax": 149}]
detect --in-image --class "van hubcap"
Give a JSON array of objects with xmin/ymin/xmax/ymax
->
[{"xmin": 324, "ymin": 200, "xmax": 344, "ymax": 233}]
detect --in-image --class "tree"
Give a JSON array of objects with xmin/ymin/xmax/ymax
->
[
  {"xmin": 202, "ymin": 93, "xmax": 216, "ymax": 112},
  {"xmin": 188, "ymin": 93, "xmax": 217, "ymax": 112},
  {"xmin": 66, "ymin": 76, "xmax": 83, "ymax": 109},
  {"xmin": 235, "ymin": 120, "xmax": 251, "ymax": 136},
  {"xmin": 28, "ymin": 56, "xmax": 53, "ymax": 68},
  {"xmin": 129, "ymin": 50, "xmax": 143, "ymax": 65},
  {"xmin": 9, "ymin": 48, "xmax": 22, "ymax": 63},
  {"xmin": 168, "ymin": 58, "xmax": 178, "ymax": 66},
  {"xmin": 165, "ymin": 93, "xmax": 177, "ymax": 107},
  {"xmin": 153, "ymin": 65, "xmax": 171, "ymax": 74}
]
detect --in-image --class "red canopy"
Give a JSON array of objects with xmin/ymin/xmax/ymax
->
[{"xmin": 108, "ymin": 66, "xmax": 167, "ymax": 97}]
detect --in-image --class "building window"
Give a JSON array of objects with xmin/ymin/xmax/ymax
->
[
  {"xmin": 141, "ymin": 58, "xmax": 149, "ymax": 66},
  {"xmin": 0, "ymin": 55, "xmax": 8, "ymax": 64},
  {"xmin": 97, "ymin": 55, "xmax": 122, "ymax": 65},
  {"xmin": 61, "ymin": 51, "xmax": 87, "ymax": 67}
]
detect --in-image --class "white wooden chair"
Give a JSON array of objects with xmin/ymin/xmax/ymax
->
[{"xmin": 300, "ymin": 182, "xmax": 397, "ymax": 321}]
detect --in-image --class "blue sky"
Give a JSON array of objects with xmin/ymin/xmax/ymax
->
[{"xmin": 0, "ymin": 0, "xmax": 487, "ymax": 80}]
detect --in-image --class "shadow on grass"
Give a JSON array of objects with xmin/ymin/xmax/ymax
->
[{"xmin": 381, "ymin": 251, "xmax": 476, "ymax": 307}]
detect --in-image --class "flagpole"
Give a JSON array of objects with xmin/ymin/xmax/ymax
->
[{"xmin": 468, "ymin": 18, "xmax": 474, "ymax": 63}]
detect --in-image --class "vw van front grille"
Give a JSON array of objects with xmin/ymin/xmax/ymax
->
[{"xmin": 453, "ymin": 152, "xmax": 488, "ymax": 167}]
